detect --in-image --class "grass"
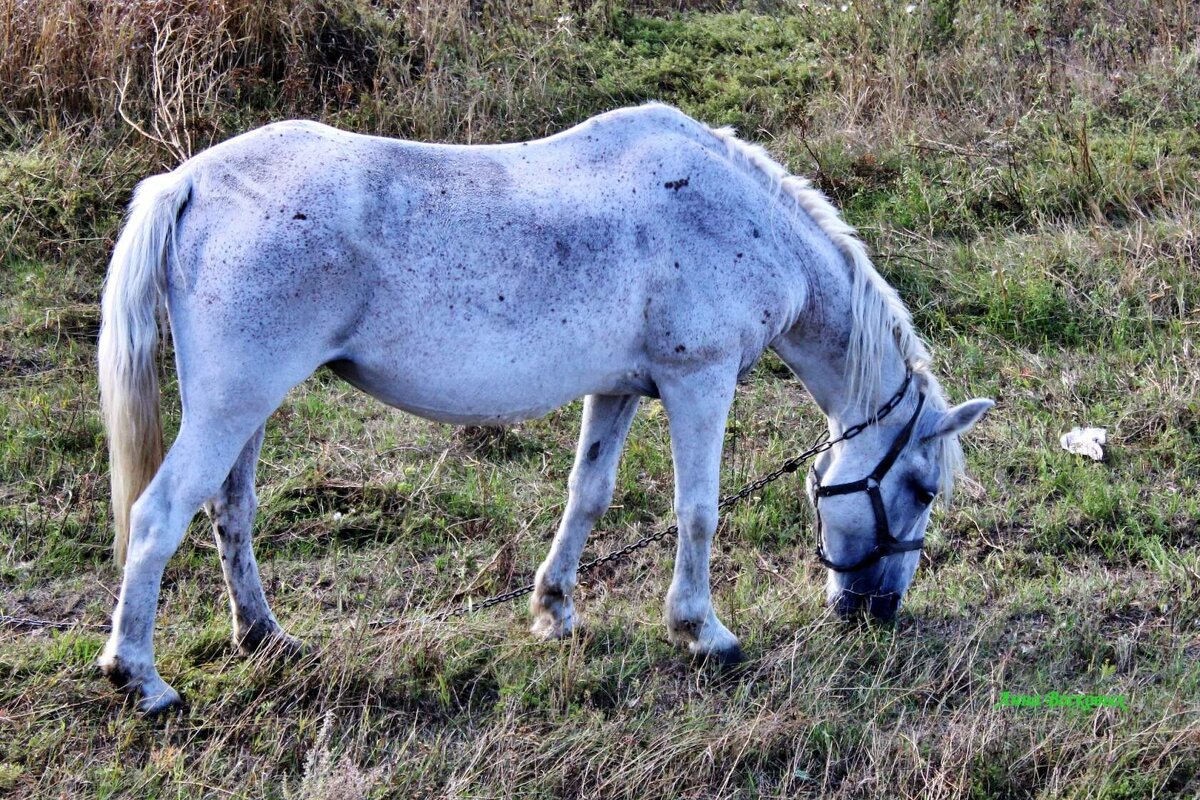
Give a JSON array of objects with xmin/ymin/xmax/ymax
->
[{"xmin": 1, "ymin": 0, "xmax": 1199, "ymax": 797}]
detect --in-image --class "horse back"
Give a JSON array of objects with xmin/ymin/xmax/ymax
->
[{"xmin": 165, "ymin": 106, "xmax": 801, "ymax": 421}]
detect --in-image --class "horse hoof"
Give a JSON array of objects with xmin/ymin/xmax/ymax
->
[
  {"xmin": 137, "ymin": 685, "xmax": 183, "ymax": 716},
  {"xmin": 692, "ymin": 643, "xmax": 748, "ymax": 670},
  {"xmin": 712, "ymin": 643, "xmax": 748, "ymax": 668},
  {"xmin": 98, "ymin": 655, "xmax": 183, "ymax": 715},
  {"xmin": 237, "ymin": 624, "xmax": 305, "ymax": 659},
  {"xmin": 530, "ymin": 614, "xmax": 575, "ymax": 641},
  {"xmin": 258, "ymin": 632, "xmax": 308, "ymax": 661}
]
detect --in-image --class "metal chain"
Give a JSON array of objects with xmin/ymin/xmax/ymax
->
[
  {"xmin": 5, "ymin": 372, "xmax": 913, "ymax": 633},
  {"xmin": 419, "ymin": 371, "xmax": 913, "ymax": 624},
  {"xmin": 367, "ymin": 427, "xmax": 843, "ymax": 627},
  {"xmin": 0, "ymin": 614, "xmax": 110, "ymax": 632}
]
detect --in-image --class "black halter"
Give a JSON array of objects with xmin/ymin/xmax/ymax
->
[{"xmin": 813, "ymin": 371, "xmax": 927, "ymax": 573}]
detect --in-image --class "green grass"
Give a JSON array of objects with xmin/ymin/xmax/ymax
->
[{"xmin": 2, "ymin": 0, "xmax": 1199, "ymax": 797}]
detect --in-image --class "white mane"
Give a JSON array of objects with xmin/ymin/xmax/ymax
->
[{"xmin": 707, "ymin": 124, "xmax": 964, "ymax": 499}]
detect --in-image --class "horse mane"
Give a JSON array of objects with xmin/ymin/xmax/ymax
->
[{"xmin": 705, "ymin": 122, "xmax": 964, "ymax": 500}]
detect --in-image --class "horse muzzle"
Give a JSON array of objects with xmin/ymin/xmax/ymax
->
[{"xmin": 830, "ymin": 588, "xmax": 901, "ymax": 622}]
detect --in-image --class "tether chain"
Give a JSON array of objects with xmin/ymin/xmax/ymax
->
[
  {"xmin": 379, "ymin": 369, "xmax": 913, "ymax": 625},
  {"xmin": 2, "ymin": 372, "xmax": 912, "ymax": 634},
  {"xmin": 368, "ymin": 437, "xmax": 838, "ymax": 627}
]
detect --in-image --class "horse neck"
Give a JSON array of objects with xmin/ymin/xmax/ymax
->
[{"xmin": 771, "ymin": 262, "xmax": 910, "ymax": 434}]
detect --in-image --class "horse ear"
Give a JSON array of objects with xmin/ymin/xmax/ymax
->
[{"xmin": 931, "ymin": 399, "xmax": 994, "ymax": 439}]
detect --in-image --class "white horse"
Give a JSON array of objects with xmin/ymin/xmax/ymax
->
[{"xmin": 97, "ymin": 103, "xmax": 992, "ymax": 712}]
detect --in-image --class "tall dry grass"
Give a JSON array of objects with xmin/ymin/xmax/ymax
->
[
  {"xmin": 0, "ymin": 0, "xmax": 501, "ymax": 155},
  {"xmin": 3, "ymin": 0, "xmax": 1196, "ymax": 159}
]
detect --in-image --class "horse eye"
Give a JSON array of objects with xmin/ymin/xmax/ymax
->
[{"xmin": 915, "ymin": 487, "xmax": 936, "ymax": 506}]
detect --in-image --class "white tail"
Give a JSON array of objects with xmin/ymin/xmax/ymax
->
[{"xmin": 98, "ymin": 171, "xmax": 192, "ymax": 566}]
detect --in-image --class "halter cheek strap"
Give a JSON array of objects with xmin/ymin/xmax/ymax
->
[{"xmin": 814, "ymin": 390, "xmax": 927, "ymax": 573}]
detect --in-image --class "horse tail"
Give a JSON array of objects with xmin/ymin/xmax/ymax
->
[{"xmin": 98, "ymin": 171, "xmax": 192, "ymax": 567}]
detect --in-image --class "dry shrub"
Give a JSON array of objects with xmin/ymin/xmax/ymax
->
[{"xmin": 0, "ymin": 1, "xmax": 472, "ymax": 152}]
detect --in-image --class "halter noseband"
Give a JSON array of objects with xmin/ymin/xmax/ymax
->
[{"xmin": 813, "ymin": 368, "xmax": 927, "ymax": 573}]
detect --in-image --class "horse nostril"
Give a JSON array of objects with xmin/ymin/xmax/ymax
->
[{"xmin": 868, "ymin": 592, "xmax": 900, "ymax": 622}]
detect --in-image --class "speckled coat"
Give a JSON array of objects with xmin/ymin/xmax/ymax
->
[{"xmin": 96, "ymin": 103, "xmax": 992, "ymax": 713}]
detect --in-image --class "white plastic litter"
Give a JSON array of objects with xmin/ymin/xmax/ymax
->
[{"xmin": 1060, "ymin": 427, "xmax": 1106, "ymax": 461}]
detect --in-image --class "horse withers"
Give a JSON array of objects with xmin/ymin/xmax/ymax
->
[{"xmin": 97, "ymin": 104, "xmax": 992, "ymax": 712}]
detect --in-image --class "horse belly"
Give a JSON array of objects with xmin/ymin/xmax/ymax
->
[{"xmin": 332, "ymin": 323, "xmax": 649, "ymax": 425}]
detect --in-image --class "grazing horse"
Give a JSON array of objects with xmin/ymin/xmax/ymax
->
[{"xmin": 97, "ymin": 103, "xmax": 992, "ymax": 712}]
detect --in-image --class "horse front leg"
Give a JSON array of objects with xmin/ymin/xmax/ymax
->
[
  {"xmin": 530, "ymin": 394, "xmax": 640, "ymax": 639},
  {"xmin": 659, "ymin": 371, "xmax": 744, "ymax": 664}
]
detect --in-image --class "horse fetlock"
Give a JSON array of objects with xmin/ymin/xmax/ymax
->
[
  {"xmin": 529, "ymin": 583, "xmax": 577, "ymax": 640},
  {"xmin": 664, "ymin": 588, "xmax": 709, "ymax": 642},
  {"xmin": 666, "ymin": 609, "xmax": 741, "ymax": 661},
  {"xmin": 97, "ymin": 651, "xmax": 182, "ymax": 714},
  {"xmin": 234, "ymin": 617, "xmax": 304, "ymax": 658}
]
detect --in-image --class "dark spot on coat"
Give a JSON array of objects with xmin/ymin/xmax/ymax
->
[
  {"xmin": 736, "ymin": 252, "xmax": 743, "ymax": 259},
  {"xmin": 498, "ymin": 294, "xmax": 505, "ymax": 301},
  {"xmin": 664, "ymin": 177, "xmax": 690, "ymax": 191},
  {"xmin": 587, "ymin": 441, "xmax": 601, "ymax": 461},
  {"xmin": 293, "ymin": 212, "xmax": 306, "ymax": 220},
  {"xmin": 675, "ymin": 344, "xmax": 686, "ymax": 353},
  {"xmin": 752, "ymin": 228, "xmax": 761, "ymax": 238}
]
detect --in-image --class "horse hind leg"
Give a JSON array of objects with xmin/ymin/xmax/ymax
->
[
  {"xmin": 530, "ymin": 394, "xmax": 640, "ymax": 639},
  {"xmin": 98, "ymin": 404, "xmax": 279, "ymax": 712},
  {"xmin": 205, "ymin": 425, "xmax": 300, "ymax": 656},
  {"xmin": 97, "ymin": 336, "xmax": 316, "ymax": 713}
]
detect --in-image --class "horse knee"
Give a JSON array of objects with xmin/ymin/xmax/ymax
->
[
  {"xmin": 676, "ymin": 502, "xmax": 717, "ymax": 539},
  {"xmin": 569, "ymin": 473, "xmax": 616, "ymax": 522}
]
